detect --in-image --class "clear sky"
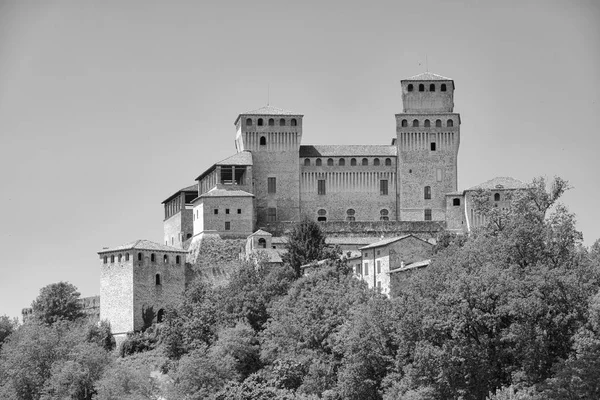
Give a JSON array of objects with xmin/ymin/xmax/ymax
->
[{"xmin": 1, "ymin": 0, "xmax": 599, "ymax": 319}]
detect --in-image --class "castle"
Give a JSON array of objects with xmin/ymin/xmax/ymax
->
[{"xmin": 90, "ymin": 72, "xmax": 525, "ymax": 339}]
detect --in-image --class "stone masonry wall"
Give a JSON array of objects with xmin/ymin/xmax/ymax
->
[{"xmin": 100, "ymin": 256, "xmax": 134, "ymax": 336}]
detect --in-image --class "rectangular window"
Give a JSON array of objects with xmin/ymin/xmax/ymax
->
[
  {"xmin": 364, "ymin": 262, "xmax": 369, "ymax": 275},
  {"xmin": 267, "ymin": 207, "xmax": 277, "ymax": 222},
  {"xmin": 226, "ymin": 208, "xmax": 230, "ymax": 214},
  {"xmin": 214, "ymin": 209, "xmax": 218, "ymax": 215},
  {"xmin": 436, "ymin": 168, "xmax": 443, "ymax": 182},
  {"xmin": 424, "ymin": 186, "xmax": 431, "ymax": 200},
  {"xmin": 225, "ymin": 222, "xmax": 231, "ymax": 230},
  {"xmin": 430, "ymin": 142, "xmax": 436, "ymax": 151},
  {"xmin": 318, "ymin": 179, "xmax": 326, "ymax": 195},
  {"xmin": 268, "ymin": 177, "xmax": 276, "ymax": 194},
  {"xmin": 356, "ymin": 264, "xmax": 361, "ymax": 275},
  {"xmin": 377, "ymin": 260, "xmax": 381, "ymax": 273},
  {"xmin": 425, "ymin": 209, "xmax": 432, "ymax": 221},
  {"xmin": 237, "ymin": 209, "xmax": 242, "ymax": 214},
  {"xmin": 380, "ymin": 180, "xmax": 388, "ymax": 195}
]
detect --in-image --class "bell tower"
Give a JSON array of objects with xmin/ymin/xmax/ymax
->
[{"xmin": 395, "ymin": 72, "xmax": 460, "ymax": 221}]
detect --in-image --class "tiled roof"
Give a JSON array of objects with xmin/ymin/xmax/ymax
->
[
  {"xmin": 162, "ymin": 183, "xmax": 198, "ymax": 204},
  {"xmin": 359, "ymin": 234, "xmax": 432, "ymax": 251},
  {"xmin": 467, "ymin": 177, "xmax": 527, "ymax": 191},
  {"xmin": 249, "ymin": 229, "xmax": 272, "ymax": 237},
  {"xmin": 300, "ymin": 145, "xmax": 397, "ymax": 157},
  {"xmin": 403, "ymin": 72, "xmax": 453, "ymax": 81},
  {"xmin": 389, "ymin": 259, "xmax": 431, "ymax": 273},
  {"xmin": 326, "ymin": 237, "xmax": 378, "ymax": 245},
  {"xmin": 445, "ymin": 191, "xmax": 464, "ymax": 196},
  {"xmin": 241, "ymin": 105, "xmax": 300, "ymax": 116},
  {"xmin": 98, "ymin": 239, "xmax": 187, "ymax": 254},
  {"xmin": 199, "ymin": 188, "xmax": 254, "ymax": 198},
  {"xmin": 216, "ymin": 151, "xmax": 253, "ymax": 166}
]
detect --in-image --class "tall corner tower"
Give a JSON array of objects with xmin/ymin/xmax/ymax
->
[
  {"xmin": 395, "ymin": 72, "xmax": 460, "ymax": 221},
  {"xmin": 234, "ymin": 106, "xmax": 303, "ymax": 227}
]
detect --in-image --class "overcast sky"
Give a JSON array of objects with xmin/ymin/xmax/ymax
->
[{"xmin": 1, "ymin": 0, "xmax": 599, "ymax": 319}]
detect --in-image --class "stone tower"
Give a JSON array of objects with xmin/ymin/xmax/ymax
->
[
  {"xmin": 395, "ymin": 72, "xmax": 460, "ymax": 221},
  {"xmin": 98, "ymin": 240, "xmax": 187, "ymax": 341},
  {"xmin": 234, "ymin": 106, "xmax": 303, "ymax": 227}
]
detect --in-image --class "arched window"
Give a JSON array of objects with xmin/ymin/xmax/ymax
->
[
  {"xmin": 430, "ymin": 83, "xmax": 435, "ymax": 92},
  {"xmin": 327, "ymin": 158, "xmax": 334, "ymax": 166},
  {"xmin": 157, "ymin": 309, "xmax": 165, "ymax": 323},
  {"xmin": 260, "ymin": 136, "xmax": 266, "ymax": 145},
  {"xmin": 424, "ymin": 186, "xmax": 431, "ymax": 199},
  {"xmin": 246, "ymin": 118, "xmax": 252, "ymax": 126},
  {"xmin": 151, "ymin": 253, "xmax": 155, "ymax": 262},
  {"xmin": 447, "ymin": 119, "xmax": 454, "ymax": 127},
  {"xmin": 494, "ymin": 193, "xmax": 501, "ymax": 201},
  {"xmin": 453, "ymin": 198, "xmax": 461, "ymax": 206},
  {"xmin": 346, "ymin": 209, "xmax": 355, "ymax": 222},
  {"xmin": 155, "ymin": 274, "xmax": 161, "ymax": 285},
  {"xmin": 351, "ymin": 158, "xmax": 357, "ymax": 166},
  {"xmin": 280, "ymin": 118, "xmax": 286, "ymax": 126},
  {"xmin": 436, "ymin": 119, "xmax": 442, "ymax": 127},
  {"xmin": 407, "ymin": 84, "xmax": 414, "ymax": 92},
  {"xmin": 441, "ymin": 84, "xmax": 447, "ymax": 92},
  {"xmin": 257, "ymin": 118, "xmax": 264, "ymax": 126},
  {"xmin": 373, "ymin": 158, "xmax": 380, "ymax": 166},
  {"xmin": 413, "ymin": 119, "xmax": 419, "ymax": 127},
  {"xmin": 103, "ymin": 256, "xmax": 107, "ymax": 264},
  {"xmin": 380, "ymin": 209, "xmax": 389, "ymax": 221},
  {"xmin": 385, "ymin": 158, "xmax": 392, "ymax": 166},
  {"xmin": 304, "ymin": 158, "xmax": 310, "ymax": 166},
  {"xmin": 317, "ymin": 209, "xmax": 327, "ymax": 222},
  {"xmin": 125, "ymin": 253, "xmax": 130, "ymax": 261},
  {"xmin": 268, "ymin": 118, "xmax": 274, "ymax": 126},
  {"xmin": 424, "ymin": 119, "xmax": 430, "ymax": 127},
  {"xmin": 419, "ymin": 84, "xmax": 425, "ymax": 92},
  {"xmin": 163, "ymin": 254, "xmax": 168, "ymax": 264},
  {"xmin": 176, "ymin": 255, "xmax": 180, "ymax": 264},
  {"xmin": 361, "ymin": 158, "xmax": 368, "ymax": 166},
  {"xmin": 291, "ymin": 118, "xmax": 297, "ymax": 126},
  {"xmin": 118, "ymin": 254, "xmax": 122, "ymax": 262},
  {"xmin": 258, "ymin": 238, "xmax": 266, "ymax": 248},
  {"xmin": 138, "ymin": 252, "xmax": 142, "ymax": 261},
  {"xmin": 315, "ymin": 158, "xmax": 322, "ymax": 166},
  {"xmin": 401, "ymin": 119, "xmax": 408, "ymax": 127},
  {"xmin": 110, "ymin": 255, "xmax": 114, "ymax": 263},
  {"xmin": 339, "ymin": 158, "xmax": 345, "ymax": 166}
]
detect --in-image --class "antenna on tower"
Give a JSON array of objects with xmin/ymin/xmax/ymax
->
[{"xmin": 426, "ymin": 54, "xmax": 429, "ymax": 72}]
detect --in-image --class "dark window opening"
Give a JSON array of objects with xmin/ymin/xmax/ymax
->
[
  {"xmin": 317, "ymin": 209, "xmax": 327, "ymax": 222},
  {"xmin": 374, "ymin": 158, "xmax": 380, "ymax": 166},
  {"xmin": 163, "ymin": 254, "xmax": 168, "ymax": 264},
  {"xmin": 125, "ymin": 253, "xmax": 130, "ymax": 261},
  {"xmin": 424, "ymin": 119, "xmax": 430, "ymax": 127},
  {"xmin": 424, "ymin": 209, "xmax": 432, "ymax": 221},
  {"xmin": 315, "ymin": 158, "xmax": 322, "ymax": 166},
  {"xmin": 419, "ymin": 84, "xmax": 425, "ymax": 92},
  {"xmin": 494, "ymin": 193, "xmax": 501, "ymax": 201},
  {"xmin": 346, "ymin": 209, "xmax": 355, "ymax": 222},
  {"xmin": 118, "ymin": 254, "xmax": 122, "ymax": 262},
  {"xmin": 214, "ymin": 209, "xmax": 218, "ymax": 215},
  {"xmin": 267, "ymin": 207, "xmax": 277, "ymax": 222},
  {"xmin": 327, "ymin": 158, "xmax": 333, "ymax": 166},
  {"xmin": 447, "ymin": 119, "xmax": 454, "ymax": 127},
  {"xmin": 385, "ymin": 158, "xmax": 392, "ymax": 166},
  {"xmin": 246, "ymin": 118, "xmax": 252, "ymax": 126},
  {"xmin": 155, "ymin": 274, "xmax": 161, "ymax": 285},
  {"xmin": 453, "ymin": 198, "xmax": 461, "ymax": 206},
  {"xmin": 430, "ymin": 83, "xmax": 435, "ymax": 91},
  {"xmin": 413, "ymin": 119, "xmax": 419, "ymax": 127},
  {"xmin": 260, "ymin": 136, "xmax": 266, "ymax": 145},
  {"xmin": 187, "ymin": 233, "xmax": 192, "ymax": 239},
  {"xmin": 237, "ymin": 209, "xmax": 241, "ymax": 214},
  {"xmin": 380, "ymin": 180, "xmax": 388, "ymax": 195},
  {"xmin": 225, "ymin": 221, "xmax": 231, "ymax": 230},
  {"xmin": 258, "ymin": 238, "xmax": 267, "ymax": 248},
  {"xmin": 157, "ymin": 309, "xmax": 165, "ymax": 323},
  {"xmin": 436, "ymin": 119, "xmax": 442, "ymax": 127},
  {"xmin": 318, "ymin": 179, "xmax": 326, "ymax": 195},
  {"xmin": 176, "ymin": 255, "xmax": 180, "ymax": 264},
  {"xmin": 430, "ymin": 142, "xmax": 436, "ymax": 151},
  {"xmin": 103, "ymin": 256, "xmax": 107, "ymax": 264},
  {"xmin": 441, "ymin": 84, "xmax": 447, "ymax": 92},
  {"xmin": 257, "ymin": 118, "xmax": 263, "ymax": 126},
  {"xmin": 424, "ymin": 186, "xmax": 431, "ymax": 200},
  {"xmin": 304, "ymin": 158, "xmax": 310, "ymax": 166},
  {"xmin": 362, "ymin": 158, "xmax": 368, "ymax": 166},
  {"xmin": 351, "ymin": 158, "xmax": 357, "ymax": 166},
  {"xmin": 151, "ymin": 254, "xmax": 155, "ymax": 262},
  {"xmin": 226, "ymin": 208, "xmax": 230, "ymax": 214},
  {"xmin": 110, "ymin": 255, "xmax": 115, "ymax": 263},
  {"xmin": 280, "ymin": 118, "xmax": 286, "ymax": 126},
  {"xmin": 407, "ymin": 84, "xmax": 414, "ymax": 92},
  {"xmin": 291, "ymin": 118, "xmax": 297, "ymax": 126},
  {"xmin": 268, "ymin": 177, "xmax": 276, "ymax": 193},
  {"xmin": 138, "ymin": 252, "xmax": 142, "ymax": 261},
  {"xmin": 380, "ymin": 209, "xmax": 389, "ymax": 221},
  {"xmin": 401, "ymin": 119, "xmax": 408, "ymax": 127},
  {"xmin": 268, "ymin": 118, "xmax": 274, "ymax": 126},
  {"xmin": 339, "ymin": 158, "xmax": 345, "ymax": 166}
]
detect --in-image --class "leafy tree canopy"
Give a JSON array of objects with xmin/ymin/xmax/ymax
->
[{"xmin": 31, "ymin": 281, "xmax": 84, "ymax": 325}]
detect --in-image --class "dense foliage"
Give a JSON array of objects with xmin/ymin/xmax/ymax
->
[{"xmin": 1, "ymin": 178, "xmax": 599, "ymax": 399}]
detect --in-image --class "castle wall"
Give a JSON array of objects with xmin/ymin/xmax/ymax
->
[
  {"xmin": 445, "ymin": 194, "xmax": 466, "ymax": 232},
  {"xmin": 163, "ymin": 208, "xmax": 193, "ymax": 248},
  {"xmin": 100, "ymin": 256, "xmax": 134, "ymax": 336},
  {"xmin": 196, "ymin": 195, "xmax": 253, "ymax": 238}
]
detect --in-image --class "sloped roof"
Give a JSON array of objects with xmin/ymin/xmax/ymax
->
[
  {"xmin": 300, "ymin": 145, "xmax": 397, "ymax": 157},
  {"xmin": 389, "ymin": 259, "xmax": 431, "ymax": 273},
  {"xmin": 326, "ymin": 237, "xmax": 378, "ymax": 246},
  {"xmin": 216, "ymin": 151, "xmax": 253, "ymax": 166},
  {"xmin": 242, "ymin": 105, "xmax": 300, "ymax": 116},
  {"xmin": 249, "ymin": 229, "xmax": 272, "ymax": 237},
  {"xmin": 403, "ymin": 72, "xmax": 453, "ymax": 81},
  {"xmin": 162, "ymin": 183, "xmax": 198, "ymax": 204},
  {"xmin": 359, "ymin": 234, "xmax": 432, "ymax": 251},
  {"xmin": 198, "ymin": 188, "xmax": 254, "ymax": 198},
  {"xmin": 467, "ymin": 177, "xmax": 527, "ymax": 191},
  {"xmin": 98, "ymin": 239, "xmax": 187, "ymax": 254}
]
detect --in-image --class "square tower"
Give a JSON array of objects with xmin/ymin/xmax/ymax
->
[{"xmin": 396, "ymin": 73, "xmax": 460, "ymax": 221}]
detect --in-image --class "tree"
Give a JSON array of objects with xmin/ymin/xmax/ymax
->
[
  {"xmin": 31, "ymin": 282, "xmax": 84, "ymax": 324},
  {"xmin": 282, "ymin": 218, "xmax": 330, "ymax": 277},
  {"xmin": 0, "ymin": 315, "xmax": 17, "ymax": 350}
]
